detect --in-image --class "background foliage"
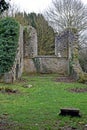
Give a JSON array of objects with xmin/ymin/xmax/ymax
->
[
  {"xmin": 15, "ymin": 12, "xmax": 55, "ymax": 55},
  {"xmin": 79, "ymin": 48, "xmax": 87, "ymax": 72},
  {"xmin": 0, "ymin": 17, "xmax": 19, "ymax": 74}
]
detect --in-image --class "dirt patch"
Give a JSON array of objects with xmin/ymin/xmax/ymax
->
[
  {"xmin": 55, "ymin": 76, "xmax": 76, "ymax": 83},
  {"xmin": 52, "ymin": 120, "xmax": 87, "ymax": 130},
  {"xmin": 0, "ymin": 114, "xmax": 20, "ymax": 130},
  {"xmin": 69, "ymin": 88, "xmax": 87, "ymax": 93},
  {"xmin": 0, "ymin": 87, "xmax": 18, "ymax": 94},
  {"xmin": 0, "ymin": 114, "xmax": 10, "ymax": 130}
]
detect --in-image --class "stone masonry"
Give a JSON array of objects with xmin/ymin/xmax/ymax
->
[
  {"xmin": 2, "ymin": 25, "xmax": 87, "ymax": 83},
  {"xmin": 23, "ymin": 27, "xmax": 69, "ymax": 75}
]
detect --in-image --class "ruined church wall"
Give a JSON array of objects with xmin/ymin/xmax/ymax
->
[
  {"xmin": 23, "ymin": 27, "xmax": 69, "ymax": 75},
  {"xmin": 38, "ymin": 57, "xmax": 68, "ymax": 74},
  {"xmin": 24, "ymin": 56, "xmax": 69, "ymax": 75},
  {"xmin": 23, "ymin": 26, "xmax": 38, "ymax": 73},
  {"xmin": 55, "ymin": 31, "xmax": 68, "ymax": 57},
  {"xmin": 23, "ymin": 26, "xmax": 37, "ymax": 58}
]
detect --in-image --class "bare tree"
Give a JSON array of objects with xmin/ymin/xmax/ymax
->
[
  {"xmin": 45, "ymin": 0, "xmax": 87, "ymax": 34},
  {"xmin": 7, "ymin": 3, "xmax": 20, "ymax": 17}
]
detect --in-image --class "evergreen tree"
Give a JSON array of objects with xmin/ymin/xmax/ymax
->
[
  {"xmin": 14, "ymin": 11, "xmax": 55, "ymax": 55},
  {"xmin": 36, "ymin": 14, "xmax": 55, "ymax": 55},
  {"xmin": 15, "ymin": 12, "xmax": 28, "ymax": 26},
  {"xmin": 27, "ymin": 13, "xmax": 55, "ymax": 55}
]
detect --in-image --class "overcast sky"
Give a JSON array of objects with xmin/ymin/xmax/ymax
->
[{"xmin": 10, "ymin": 0, "xmax": 87, "ymax": 13}]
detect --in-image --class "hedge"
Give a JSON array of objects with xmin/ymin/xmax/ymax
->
[{"xmin": 0, "ymin": 17, "xmax": 19, "ymax": 74}]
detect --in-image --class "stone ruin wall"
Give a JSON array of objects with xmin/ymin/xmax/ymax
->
[
  {"xmin": 33, "ymin": 56, "xmax": 68, "ymax": 74},
  {"xmin": 55, "ymin": 30, "xmax": 87, "ymax": 82},
  {"xmin": 55, "ymin": 30, "xmax": 77, "ymax": 59},
  {"xmin": 1, "ymin": 25, "xmax": 69, "ymax": 83},
  {"xmin": 55, "ymin": 31, "xmax": 69, "ymax": 58},
  {"xmin": 23, "ymin": 26, "xmax": 37, "ymax": 58},
  {"xmin": 23, "ymin": 26, "xmax": 38, "ymax": 73},
  {"xmin": 24, "ymin": 57, "xmax": 69, "ymax": 75},
  {"xmin": 2, "ymin": 25, "xmax": 86, "ymax": 83},
  {"xmin": 23, "ymin": 27, "xmax": 69, "ymax": 75},
  {"xmin": 70, "ymin": 33, "xmax": 86, "ymax": 82}
]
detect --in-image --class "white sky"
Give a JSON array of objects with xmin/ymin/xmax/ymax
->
[{"xmin": 10, "ymin": 0, "xmax": 87, "ymax": 14}]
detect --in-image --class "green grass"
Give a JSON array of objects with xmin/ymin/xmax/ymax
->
[{"xmin": 0, "ymin": 74, "xmax": 87, "ymax": 130}]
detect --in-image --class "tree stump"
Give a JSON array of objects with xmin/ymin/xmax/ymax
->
[{"xmin": 59, "ymin": 108, "xmax": 81, "ymax": 117}]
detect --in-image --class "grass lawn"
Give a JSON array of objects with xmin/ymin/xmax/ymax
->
[{"xmin": 0, "ymin": 74, "xmax": 87, "ymax": 130}]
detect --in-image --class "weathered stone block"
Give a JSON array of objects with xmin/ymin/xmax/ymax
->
[
  {"xmin": 4, "ymin": 72, "xmax": 13, "ymax": 83},
  {"xmin": 59, "ymin": 108, "xmax": 81, "ymax": 117}
]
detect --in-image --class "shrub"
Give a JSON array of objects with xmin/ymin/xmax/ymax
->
[
  {"xmin": 79, "ymin": 51, "xmax": 87, "ymax": 73},
  {"xmin": 0, "ymin": 17, "xmax": 19, "ymax": 74}
]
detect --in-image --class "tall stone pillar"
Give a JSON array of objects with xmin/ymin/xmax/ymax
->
[{"xmin": 23, "ymin": 26, "xmax": 37, "ymax": 58}]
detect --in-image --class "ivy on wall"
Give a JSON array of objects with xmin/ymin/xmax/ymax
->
[
  {"xmin": 0, "ymin": 17, "xmax": 19, "ymax": 74},
  {"xmin": 32, "ymin": 57, "xmax": 40, "ymax": 73}
]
